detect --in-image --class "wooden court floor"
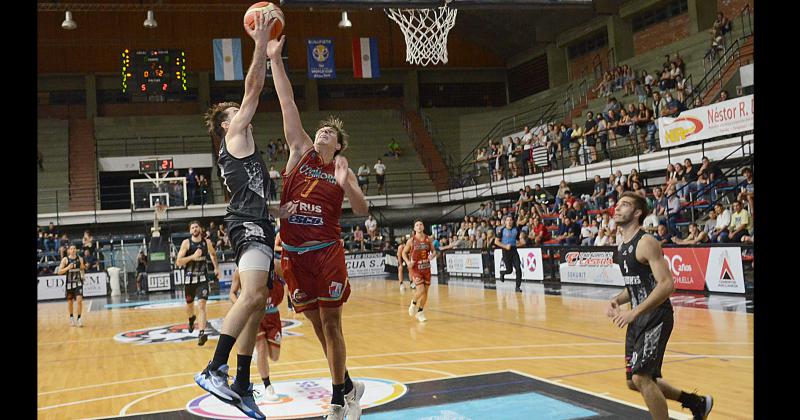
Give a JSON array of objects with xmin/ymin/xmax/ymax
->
[{"xmin": 37, "ymin": 277, "xmax": 753, "ymax": 419}]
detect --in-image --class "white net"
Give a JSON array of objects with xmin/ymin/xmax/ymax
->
[{"xmin": 385, "ymin": 1, "xmax": 458, "ymax": 66}]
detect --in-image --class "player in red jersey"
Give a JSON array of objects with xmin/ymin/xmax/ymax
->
[
  {"xmin": 268, "ymin": 35, "xmax": 369, "ymax": 420},
  {"xmin": 402, "ymin": 221, "xmax": 437, "ymax": 322}
]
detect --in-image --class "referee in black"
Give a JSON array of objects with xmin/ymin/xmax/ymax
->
[{"xmin": 495, "ymin": 215, "xmax": 525, "ymax": 292}]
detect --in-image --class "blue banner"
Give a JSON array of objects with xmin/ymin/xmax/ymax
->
[{"xmin": 307, "ymin": 38, "xmax": 336, "ymax": 79}]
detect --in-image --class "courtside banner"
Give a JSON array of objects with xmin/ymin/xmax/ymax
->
[
  {"xmin": 446, "ymin": 251, "xmax": 484, "ymax": 277},
  {"xmin": 147, "ymin": 271, "xmax": 172, "ymax": 291},
  {"xmin": 83, "ymin": 272, "xmax": 108, "ymax": 297},
  {"xmin": 346, "ymin": 252, "xmax": 387, "ymax": 277},
  {"xmin": 558, "ymin": 249, "xmax": 624, "ymax": 286},
  {"xmin": 662, "ymin": 248, "xmax": 709, "ymax": 291},
  {"xmin": 658, "ymin": 94, "xmax": 754, "ymax": 148},
  {"xmin": 38, "ymin": 275, "xmax": 66, "ymax": 301},
  {"xmin": 218, "ymin": 262, "xmax": 237, "ymax": 285},
  {"xmin": 704, "ymin": 247, "xmax": 745, "ymax": 293},
  {"xmin": 493, "ymin": 248, "xmax": 544, "ymax": 281}
]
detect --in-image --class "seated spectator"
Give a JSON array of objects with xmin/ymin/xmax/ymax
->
[
  {"xmin": 594, "ymin": 227, "xmax": 611, "ymax": 246},
  {"xmin": 672, "ymin": 223, "xmax": 709, "ymax": 245},
  {"xmin": 716, "ymin": 90, "xmax": 730, "ymax": 103},
  {"xmin": 711, "ymin": 203, "xmax": 731, "ymax": 243},
  {"xmin": 590, "ymin": 175, "xmax": 607, "ymax": 210},
  {"xmin": 365, "ymin": 215, "xmax": 378, "ymax": 240},
  {"xmin": 643, "ymin": 211, "xmax": 660, "ymax": 234},
  {"xmin": 703, "ymin": 209, "xmax": 717, "ymax": 237},
  {"xmin": 654, "ymin": 224, "xmax": 673, "ymax": 245},
  {"xmin": 737, "ymin": 167, "xmax": 754, "ymax": 217},
  {"xmin": 652, "ymin": 91, "xmax": 669, "ymax": 118},
  {"xmin": 532, "ymin": 184, "xmax": 552, "ymax": 215},
  {"xmin": 83, "ymin": 249, "xmax": 99, "ymax": 272},
  {"xmin": 353, "ymin": 226, "xmax": 365, "ymax": 251},
  {"xmin": 217, "ymin": 223, "xmax": 229, "ymax": 250},
  {"xmin": 727, "ymin": 200, "xmax": 752, "ymax": 243},
  {"xmin": 665, "ymin": 185, "xmax": 682, "ymax": 231},
  {"xmin": 663, "ymin": 91, "xmax": 686, "ymax": 117},
  {"xmin": 530, "ymin": 216, "xmax": 551, "ymax": 245},
  {"xmin": 555, "ymin": 215, "xmax": 581, "ymax": 246},
  {"xmin": 386, "ymin": 138, "xmax": 402, "ymax": 159},
  {"xmin": 554, "ymin": 180, "xmax": 571, "ymax": 209},
  {"xmin": 580, "ymin": 218, "xmax": 598, "ymax": 246}
]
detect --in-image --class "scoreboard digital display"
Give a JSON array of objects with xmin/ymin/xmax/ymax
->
[
  {"xmin": 139, "ymin": 158, "xmax": 174, "ymax": 174},
  {"xmin": 122, "ymin": 49, "xmax": 187, "ymax": 98}
]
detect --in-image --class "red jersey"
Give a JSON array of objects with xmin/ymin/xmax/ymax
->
[
  {"xmin": 266, "ymin": 275, "xmax": 285, "ymax": 313},
  {"xmin": 279, "ymin": 149, "xmax": 344, "ymax": 246},
  {"xmin": 532, "ymin": 222, "xmax": 551, "ymax": 241},
  {"xmin": 409, "ymin": 234, "xmax": 433, "ymax": 272}
]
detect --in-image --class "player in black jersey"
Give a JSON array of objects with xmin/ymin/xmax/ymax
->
[
  {"xmin": 194, "ymin": 12, "xmax": 278, "ymax": 420},
  {"xmin": 58, "ymin": 244, "xmax": 85, "ymax": 327},
  {"xmin": 176, "ymin": 221, "xmax": 220, "ymax": 346},
  {"xmin": 607, "ymin": 192, "xmax": 713, "ymax": 420}
]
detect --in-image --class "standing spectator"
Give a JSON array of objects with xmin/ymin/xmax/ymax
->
[
  {"xmin": 216, "ymin": 223, "xmax": 229, "ymax": 250},
  {"xmin": 672, "ymin": 223, "xmax": 709, "ymax": 245},
  {"xmin": 584, "ymin": 111, "xmax": 598, "ymax": 163},
  {"xmin": 267, "ymin": 139, "xmax": 277, "ymax": 161},
  {"xmin": 569, "ymin": 122, "xmax": 584, "ymax": 167},
  {"xmin": 135, "ymin": 251, "xmax": 148, "ymax": 295},
  {"xmin": 591, "ymin": 175, "xmax": 607, "ymax": 210},
  {"xmin": 475, "ymin": 148, "xmax": 490, "ymax": 176},
  {"xmin": 365, "ymin": 214, "xmax": 378, "ymax": 240},
  {"xmin": 197, "ymin": 174, "xmax": 209, "ymax": 204},
  {"xmin": 596, "ymin": 113, "xmax": 610, "ymax": 161},
  {"xmin": 559, "ymin": 123, "xmax": 572, "ymax": 168},
  {"xmin": 83, "ymin": 249, "xmax": 99, "ymax": 272},
  {"xmin": 374, "ymin": 158, "xmax": 387, "ymax": 194},
  {"xmin": 268, "ymin": 165, "xmax": 280, "ymax": 201},
  {"xmin": 738, "ymin": 167, "xmax": 754, "ymax": 216},
  {"xmin": 82, "ymin": 230, "xmax": 96, "ymax": 256},
  {"xmin": 684, "ymin": 158, "xmax": 699, "ymax": 199},
  {"xmin": 727, "ymin": 200, "xmax": 752, "ymax": 243},
  {"xmin": 386, "ymin": 138, "xmax": 402, "ymax": 159},
  {"xmin": 357, "ymin": 163, "xmax": 370, "ymax": 195},
  {"xmin": 186, "ymin": 168, "xmax": 198, "ymax": 205},
  {"xmin": 640, "ymin": 105, "xmax": 658, "ymax": 153},
  {"xmin": 711, "ymin": 203, "xmax": 731, "ymax": 243}
]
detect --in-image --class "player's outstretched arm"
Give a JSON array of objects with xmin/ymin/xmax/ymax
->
[
  {"xmin": 227, "ymin": 13, "xmax": 273, "ymax": 155},
  {"xmin": 268, "ymin": 35, "xmax": 313, "ymax": 170}
]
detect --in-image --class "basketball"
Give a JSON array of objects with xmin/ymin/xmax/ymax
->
[{"xmin": 244, "ymin": 2, "xmax": 284, "ymax": 40}]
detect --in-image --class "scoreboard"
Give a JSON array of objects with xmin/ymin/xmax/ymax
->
[{"xmin": 122, "ymin": 49, "xmax": 187, "ymax": 99}]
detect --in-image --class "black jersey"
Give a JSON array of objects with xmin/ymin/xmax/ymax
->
[
  {"xmin": 217, "ymin": 136, "xmax": 271, "ymax": 223},
  {"xmin": 616, "ymin": 230, "xmax": 673, "ymax": 326},
  {"xmin": 185, "ymin": 238, "xmax": 209, "ymax": 283},
  {"xmin": 65, "ymin": 256, "xmax": 83, "ymax": 289}
]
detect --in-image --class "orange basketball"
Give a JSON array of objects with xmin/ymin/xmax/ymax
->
[{"xmin": 244, "ymin": 2, "xmax": 284, "ymax": 40}]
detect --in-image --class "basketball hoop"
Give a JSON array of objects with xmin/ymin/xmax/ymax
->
[
  {"xmin": 385, "ymin": 0, "xmax": 458, "ymax": 66},
  {"xmin": 151, "ymin": 203, "xmax": 167, "ymax": 237}
]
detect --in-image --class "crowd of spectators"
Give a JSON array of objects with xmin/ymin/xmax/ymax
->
[
  {"xmin": 423, "ymin": 159, "xmax": 753, "ymax": 255},
  {"xmin": 37, "ymin": 226, "xmax": 104, "ymax": 275},
  {"xmin": 356, "ymin": 158, "xmax": 389, "ymax": 195}
]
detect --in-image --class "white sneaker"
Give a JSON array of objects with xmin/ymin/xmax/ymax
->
[
  {"xmin": 69, "ymin": 317, "xmax": 76, "ymax": 327},
  {"xmin": 77, "ymin": 317, "xmax": 83, "ymax": 327},
  {"xmin": 345, "ymin": 380, "xmax": 365, "ymax": 419},
  {"xmin": 399, "ymin": 283, "xmax": 405, "ymax": 291},
  {"xmin": 415, "ymin": 311, "xmax": 427, "ymax": 322},
  {"xmin": 410, "ymin": 283, "xmax": 416, "ymax": 289},
  {"xmin": 263, "ymin": 384, "xmax": 278, "ymax": 402},
  {"xmin": 408, "ymin": 302, "xmax": 416, "ymax": 317},
  {"xmin": 325, "ymin": 404, "xmax": 346, "ymax": 420}
]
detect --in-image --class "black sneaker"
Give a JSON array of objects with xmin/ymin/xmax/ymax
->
[
  {"xmin": 198, "ymin": 331, "xmax": 208, "ymax": 346},
  {"xmin": 682, "ymin": 394, "xmax": 713, "ymax": 420},
  {"xmin": 188, "ymin": 315, "xmax": 197, "ymax": 333}
]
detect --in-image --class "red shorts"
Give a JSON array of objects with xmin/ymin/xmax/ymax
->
[
  {"xmin": 257, "ymin": 311, "xmax": 282, "ymax": 347},
  {"xmin": 281, "ymin": 241, "xmax": 351, "ymax": 313},
  {"xmin": 409, "ymin": 266, "xmax": 431, "ymax": 286}
]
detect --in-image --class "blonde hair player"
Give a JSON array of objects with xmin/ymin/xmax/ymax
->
[
  {"xmin": 58, "ymin": 244, "xmax": 85, "ymax": 327},
  {"xmin": 268, "ymin": 32, "xmax": 370, "ymax": 420},
  {"xmin": 402, "ymin": 220, "xmax": 436, "ymax": 322},
  {"xmin": 194, "ymin": 11, "xmax": 279, "ymax": 420},
  {"xmin": 607, "ymin": 192, "xmax": 713, "ymax": 420}
]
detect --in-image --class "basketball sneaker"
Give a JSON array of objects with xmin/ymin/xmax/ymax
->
[
  {"xmin": 230, "ymin": 383, "xmax": 266, "ymax": 419},
  {"xmin": 345, "ymin": 380, "xmax": 365, "ymax": 419},
  {"xmin": 415, "ymin": 311, "xmax": 427, "ymax": 322},
  {"xmin": 410, "ymin": 282, "xmax": 416, "ymax": 289},
  {"xmin": 198, "ymin": 331, "xmax": 208, "ymax": 346},
  {"xmin": 263, "ymin": 384, "xmax": 279, "ymax": 402},
  {"xmin": 188, "ymin": 315, "xmax": 197, "ymax": 333},
  {"xmin": 77, "ymin": 317, "xmax": 83, "ymax": 327},
  {"xmin": 325, "ymin": 404, "xmax": 346, "ymax": 420},
  {"xmin": 400, "ymin": 283, "xmax": 405, "ymax": 292},
  {"xmin": 195, "ymin": 364, "xmax": 240, "ymax": 404},
  {"xmin": 69, "ymin": 317, "xmax": 76, "ymax": 327},
  {"xmin": 408, "ymin": 302, "xmax": 416, "ymax": 317},
  {"xmin": 683, "ymin": 394, "xmax": 713, "ymax": 419}
]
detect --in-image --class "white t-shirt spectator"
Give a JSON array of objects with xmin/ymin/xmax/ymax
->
[
  {"xmin": 365, "ymin": 218, "xmax": 377, "ymax": 234},
  {"xmin": 594, "ymin": 232, "xmax": 609, "ymax": 246},
  {"xmin": 374, "ymin": 162, "xmax": 386, "ymax": 175},
  {"xmin": 269, "ymin": 168, "xmax": 280, "ymax": 180},
  {"xmin": 716, "ymin": 209, "xmax": 731, "ymax": 230}
]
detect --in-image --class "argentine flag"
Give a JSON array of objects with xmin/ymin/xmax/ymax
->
[{"xmin": 213, "ymin": 38, "xmax": 244, "ymax": 81}]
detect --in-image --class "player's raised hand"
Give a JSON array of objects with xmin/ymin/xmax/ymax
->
[
  {"xmin": 267, "ymin": 35, "xmax": 285, "ymax": 61},
  {"xmin": 334, "ymin": 155, "xmax": 350, "ymax": 187},
  {"xmin": 245, "ymin": 12, "xmax": 270, "ymax": 45}
]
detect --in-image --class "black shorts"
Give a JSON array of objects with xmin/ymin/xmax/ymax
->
[
  {"xmin": 66, "ymin": 286, "xmax": 83, "ymax": 300},
  {"xmin": 358, "ymin": 179, "xmax": 369, "ymax": 186},
  {"xmin": 625, "ymin": 310, "xmax": 674, "ymax": 380},
  {"xmin": 226, "ymin": 219, "xmax": 276, "ymax": 266},
  {"xmin": 376, "ymin": 175, "xmax": 385, "ymax": 185},
  {"xmin": 586, "ymin": 137, "xmax": 597, "ymax": 147},
  {"xmin": 185, "ymin": 281, "xmax": 209, "ymax": 303}
]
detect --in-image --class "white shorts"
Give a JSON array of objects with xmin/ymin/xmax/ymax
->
[{"xmin": 238, "ymin": 242, "xmax": 274, "ymax": 273}]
